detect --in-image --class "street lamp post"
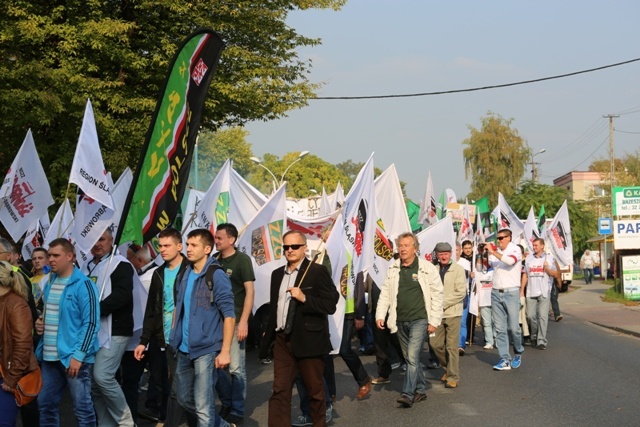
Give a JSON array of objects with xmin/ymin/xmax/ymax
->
[
  {"xmin": 250, "ymin": 151, "xmax": 310, "ymax": 193},
  {"xmin": 531, "ymin": 148, "xmax": 546, "ymax": 182}
]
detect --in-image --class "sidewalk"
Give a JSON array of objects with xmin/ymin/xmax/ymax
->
[{"xmin": 560, "ymin": 278, "xmax": 640, "ymax": 338}]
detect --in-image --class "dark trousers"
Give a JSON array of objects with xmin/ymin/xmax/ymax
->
[
  {"xmin": 338, "ymin": 314, "xmax": 369, "ymax": 387},
  {"xmin": 121, "ymin": 351, "xmax": 145, "ymax": 424},
  {"xmin": 550, "ymin": 284, "xmax": 561, "ymax": 317},
  {"xmin": 269, "ymin": 333, "xmax": 325, "ymax": 427},
  {"xmin": 144, "ymin": 338, "xmax": 169, "ymax": 418},
  {"xmin": 371, "ymin": 283, "xmax": 404, "ymax": 378}
]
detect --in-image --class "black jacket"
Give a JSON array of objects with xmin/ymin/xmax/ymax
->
[
  {"xmin": 259, "ymin": 258, "xmax": 339, "ymax": 359},
  {"xmin": 101, "ymin": 261, "xmax": 135, "ymax": 337},
  {"xmin": 138, "ymin": 255, "xmax": 190, "ymax": 348}
]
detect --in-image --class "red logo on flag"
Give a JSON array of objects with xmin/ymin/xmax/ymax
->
[
  {"xmin": 192, "ymin": 59, "xmax": 208, "ymax": 86},
  {"xmin": 10, "ymin": 176, "xmax": 35, "ymax": 218}
]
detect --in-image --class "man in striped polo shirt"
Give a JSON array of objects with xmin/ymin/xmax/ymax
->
[{"xmin": 35, "ymin": 238, "xmax": 100, "ymax": 427}]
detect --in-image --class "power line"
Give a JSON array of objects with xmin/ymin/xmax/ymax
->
[
  {"xmin": 564, "ymin": 134, "xmax": 610, "ymax": 171},
  {"xmin": 615, "ymin": 129, "xmax": 640, "ymax": 134},
  {"xmin": 313, "ymin": 57, "xmax": 640, "ymax": 100},
  {"xmin": 545, "ymin": 119, "xmax": 608, "ymax": 163}
]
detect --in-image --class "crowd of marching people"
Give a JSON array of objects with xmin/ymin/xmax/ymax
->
[{"xmin": 0, "ymin": 223, "xmax": 568, "ymax": 427}]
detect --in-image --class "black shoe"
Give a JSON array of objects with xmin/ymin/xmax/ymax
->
[
  {"xmin": 138, "ymin": 408, "xmax": 160, "ymax": 422},
  {"xmin": 396, "ymin": 394, "xmax": 413, "ymax": 408},
  {"xmin": 523, "ymin": 337, "xmax": 532, "ymax": 346},
  {"xmin": 219, "ymin": 406, "xmax": 231, "ymax": 420},
  {"xmin": 226, "ymin": 414, "xmax": 243, "ymax": 424},
  {"xmin": 413, "ymin": 392, "xmax": 427, "ymax": 403},
  {"xmin": 426, "ymin": 360, "xmax": 441, "ymax": 369},
  {"xmin": 537, "ymin": 344, "xmax": 547, "ymax": 350}
]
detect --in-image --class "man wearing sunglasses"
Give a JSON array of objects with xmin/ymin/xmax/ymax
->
[
  {"xmin": 260, "ymin": 230, "xmax": 339, "ymax": 427},
  {"xmin": 486, "ymin": 229, "xmax": 525, "ymax": 371}
]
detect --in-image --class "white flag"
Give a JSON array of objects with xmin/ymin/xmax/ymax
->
[
  {"xmin": 523, "ymin": 206, "xmax": 540, "ymax": 254},
  {"xmin": 0, "ymin": 130, "xmax": 55, "ymax": 242},
  {"xmin": 544, "ymin": 200, "xmax": 573, "ymax": 266},
  {"xmin": 419, "ymin": 171, "xmax": 438, "ymax": 227},
  {"xmin": 229, "ymin": 166, "xmax": 267, "ymax": 229},
  {"xmin": 497, "ymin": 192, "xmax": 524, "ymax": 238},
  {"xmin": 184, "ymin": 160, "xmax": 231, "ymax": 237},
  {"xmin": 44, "ymin": 199, "xmax": 74, "ymax": 247},
  {"xmin": 416, "ymin": 216, "xmax": 456, "ymax": 263},
  {"xmin": 73, "ymin": 168, "xmax": 132, "ymax": 253},
  {"xmin": 181, "ymin": 188, "xmax": 206, "ymax": 234},
  {"xmin": 21, "ymin": 212, "xmax": 49, "ymax": 261},
  {"xmin": 68, "ymin": 99, "xmax": 114, "ymax": 210},
  {"xmin": 457, "ymin": 199, "xmax": 473, "ymax": 244},
  {"xmin": 370, "ymin": 164, "xmax": 411, "ymax": 287},
  {"xmin": 319, "ymin": 187, "xmax": 332, "ymax": 217},
  {"xmin": 331, "ymin": 181, "xmax": 345, "ymax": 209},
  {"xmin": 286, "ymin": 211, "xmax": 337, "ymax": 255},
  {"xmin": 236, "ymin": 184, "xmax": 287, "ymax": 313}
]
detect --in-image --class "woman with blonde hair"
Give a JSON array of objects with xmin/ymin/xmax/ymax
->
[{"xmin": 0, "ymin": 260, "xmax": 39, "ymax": 426}]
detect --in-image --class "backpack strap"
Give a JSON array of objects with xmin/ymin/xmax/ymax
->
[{"xmin": 205, "ymin": 264, "xmax": 220, "ymax": 304}]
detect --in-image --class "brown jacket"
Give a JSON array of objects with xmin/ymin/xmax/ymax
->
[{"xmin": 0, "ymin": 291, "xmax": 38, "ymax": 388}]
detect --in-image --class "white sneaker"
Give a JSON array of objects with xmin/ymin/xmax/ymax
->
[{"xmin": 483, "ymin": 344, "xmax": 494, "ymax": 349}]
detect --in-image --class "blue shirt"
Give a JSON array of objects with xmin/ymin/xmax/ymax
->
[
  {"xmin": 178, "ymin": 271, "xmax": 197, "ymax": 353},
  {"xmin": 163, "ymin": 265, "xmax": 180, "ymax": 345}
]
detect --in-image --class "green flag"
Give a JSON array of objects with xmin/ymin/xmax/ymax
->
[
  {"xmin": 117, "ymin": 30, "xmax": 224, "ymax": 245},
  {"xmin": 406, "ymin": 200, "xmax": 422, "ymax": 233},
  {"xmin": 475, "ymin": 196, "xmax": 490, "ymax": 232},
  {"xmin": 537, "ymin": 204, "xmax": 546, "ymax": 232},
  {"xmin": 437, "ymin": 191, "xmax": 447, "ymax": 220}
]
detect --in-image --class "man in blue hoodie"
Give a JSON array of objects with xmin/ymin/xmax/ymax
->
[
  {"xmin": 36, "ymin": 238, "xmax": 100, "ymax": 427},
  {"xmin": 170, "ymin": 228, "xmax": 236, "ymax": 427}
]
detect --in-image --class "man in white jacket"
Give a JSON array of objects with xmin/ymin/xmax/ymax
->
[{"xmin": 375, "ymin": 232, "xmax": 444, "ymax": 408}]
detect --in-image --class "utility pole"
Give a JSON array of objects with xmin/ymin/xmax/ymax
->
[{"xmin": 603, "ymin": 114, "xmax": 619, "ymax": 216}]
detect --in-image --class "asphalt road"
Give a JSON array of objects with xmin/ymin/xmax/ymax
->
[{"xmin": 23, "ymin": 314, "xmax": 640, "ymax": 427}]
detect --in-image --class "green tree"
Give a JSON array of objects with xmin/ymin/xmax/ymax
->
[
  {"xmin": 192, "ymin": 127, "xmax": 255, "ymax": 190},
  {"xmin": 462, "ymin": 112, "xmax": 531, "ymax": 205},
  {"xmin": 0, "ymin": 0, "xmax": 346, "ymax": 200},
  {"xmin": 508, "ymin": 181, "xmax": 597, "ymax": 258},
  {"xmin": 249, "ymin": 152, "xmax": 350, "ymax": 198}
]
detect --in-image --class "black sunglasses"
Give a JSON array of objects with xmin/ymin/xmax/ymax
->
[
  {"xmin": 497, "ymin": 236, "xmax": 509, "ymax": 241},
  {"xmin": 283, "ymin": 244, "xmax": 305, "ymax": 251}
]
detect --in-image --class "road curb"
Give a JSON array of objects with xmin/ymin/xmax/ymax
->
[{"xmin": 588, "ymin": 321, "xmax": 640, "ymax": 339}]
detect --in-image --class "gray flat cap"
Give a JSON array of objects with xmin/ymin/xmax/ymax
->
[{"xmin": 434, "ymin": 242, "xmax": 452, "ymax": 252}]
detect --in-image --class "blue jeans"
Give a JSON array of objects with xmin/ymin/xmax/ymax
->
[
  {"xmin": 480, "ymin": 306, "xmax": 494, "ymax": 346},
  {"xmin": 396, "ymin": 318, "xmax": 428, "ymax": 399},
  {"xmin": 175, "ymin": 351, "xmax": 228, "ymax": 427},
  {"xmin": 491, "ymin": 289, "xmax": 524, "ymax": 361},
  {"xmin": 0, "ymin": 379, "xmax": 20, "ymax": 427},
  {"xmin": 459, "ymin": 295, "xmax": 469, "ymax": 348},
  {"xmin": 584, "ymin": 268, "xmax": 594, "ymax": 284},
  {"xmin": 92, "ymin": 335, "xmax": 134, "ymax": 427},
  {"xmin": 39, "ymin": 360, "xmax": 96, "ymax": 427},
  {"xmin": 215, "ymin": 328, "xmax": 246, "ymax": 416}
]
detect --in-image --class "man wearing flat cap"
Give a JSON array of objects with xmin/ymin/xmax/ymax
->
[
  {"xmin": 430, "ymin": 242, "xmax": 467, "ymax": 389},
  {"xmin": 375, "ymin": 232, "xmax": 444, "ymax": 408}
]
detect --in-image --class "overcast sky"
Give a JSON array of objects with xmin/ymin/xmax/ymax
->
[{"xmin": 244, "ymin": 0, "xmax": 640, "ymax": 202}]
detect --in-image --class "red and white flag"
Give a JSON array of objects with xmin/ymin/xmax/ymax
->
[
  {"xmin": 236, "ymin": 184, "xmax": 287, "ymax": 313},
  {"xmin": 416, "ymin": 216, "xmax": 456, "ymax": 263},
  {"xmin": 68, "ymin": 99, "xmax": 114, "ymax": 210},
  {"xmin": 21, "ymin": 211, "xmax": 50, "ymax": 261},
  {"xmin": 544, "ymin": 200, "xmax": 572, "ymax": 266},
  {"xmin": 457, "ymin": 199, "xmax": 473, "ymax": 244},
  {"xmin": 0, "ymin": 130, "xmax": 55, "ymax": 242},
  {"xmin": 419, "ymin": 171, "xmax": 438, "ymax": 227},
  {"xmin": 497, "ymin": 192, "xmax": 524, "ymax": 238}
]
